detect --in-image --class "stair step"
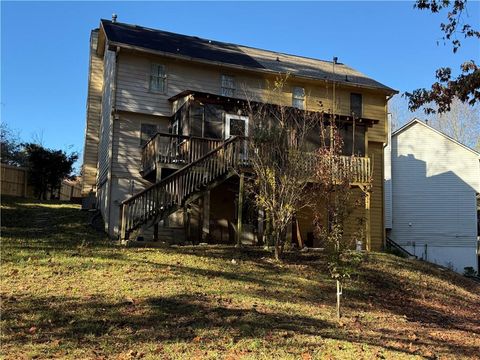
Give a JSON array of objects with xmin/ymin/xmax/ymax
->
[{"xmin": 121, "ymin": 137, "xmax": 242, "ymax": 240}]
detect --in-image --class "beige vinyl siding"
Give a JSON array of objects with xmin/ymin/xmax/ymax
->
[
  {"xmin": 116, "ymin": 54, "xmax": 218, "ymax": 116},
  {"xmin": 363, "ymin": 93, "xmax": 387, "ymax": 142},
  {"xmin": 115, "ymin": 53, "xmax": 387, "ymax": 143},
  {"xmin": 369, "ymin": 141, "xmax": 384, "ymax": 250},
  {"xmin": 96, "ymin": 49, "xmax": 389, "ymax": 238},
  {"xmin": 82, "ymin": 30, "xmax": 104, "ymax": 195},
  {"xmin": 103, "ymin": 112, "xmax": 170, "ymax": 237},
  {"xmin": 111, "ymin": 112, "xmax": 170, "ymax": 178},
  {"xmin": 96, "ymin": 181, "xmax": 110, "ymax": 233},
  {"xmin": 97, "ymin": 47, "xmax": 116, "ymax": 185}
]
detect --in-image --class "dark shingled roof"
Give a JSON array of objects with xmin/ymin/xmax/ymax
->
[{"xmin": 101, "ymin": 19, "xmax": 397, "ymax": 94}]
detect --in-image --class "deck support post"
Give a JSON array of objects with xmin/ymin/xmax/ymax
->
[
  {"xmin": 236, "ymin": 173, "xmax": 245, "ymax": 247},
  {"xmin": 155, "ymin": 163, "xmax": 162, "ymax": 182},
  {"xmin": 183, "ymin": 206, "xmax": 190, "ymax": 243},
  {"xmin": 153, "ymin": 223, "xmax": 159, "ymax": 241},
  {"xmin": 365, "ymin": 191, "xmax": 371, "ymax": 251},
  {"xmin": 119, "ymin": 203, "xmax": 127, "ymax": 242},
  {"xmin": 201, "ymin": 190, "xmax": 210, "ymax": 242}
]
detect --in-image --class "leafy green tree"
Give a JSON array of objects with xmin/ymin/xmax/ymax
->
[
  {"xmin": 23, "ymin": 143, "xmax": 78, "ymax": 200},
  {"xmin": 406, "ymin": 0, "xmax": 480, "ymax": 114},
  {"xmin": 0, "ymin": 123, "xmax": 26, "ymax": 166}
]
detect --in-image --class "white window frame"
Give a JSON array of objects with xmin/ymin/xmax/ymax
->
[
  {"xmin": 225, "ymin": 114, "xmax": 249, "ymax": 139},
  {"xmin": 225, "ymin": 114, "xmax": 249, "ymax": 160},
  {"xmin": 149, "ymin": 63, "xmax": 167, "ymax": 93},
  {"xmin": 292, "ymin": 86, "xmax": 305, "ymax": 110},
  {"xmin": 221, "ymin": 75, "xmax": 236, "ymax": 97}
]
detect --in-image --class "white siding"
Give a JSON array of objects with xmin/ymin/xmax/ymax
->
[
  {"xmin": 384, "ymin": 113, "xmax": 392, "ymax": 229},
  {"xmin": 389, "ymin": 120, "xmax": 480, "ymax": 272}
]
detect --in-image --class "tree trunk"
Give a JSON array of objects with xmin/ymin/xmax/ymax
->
[
  {"xmin": 274, "ymin": 242, "xmax": 281, "ymax": 261},
  {"xmin": 336, "ymin": 279, "xmax": 342, "ymax": 319},
  {"xmin": 274, "ymin": 231, "xmax": 283, "ymax": 261}
]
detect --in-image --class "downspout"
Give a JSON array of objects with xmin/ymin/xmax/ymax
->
[
  {"xmin": 383, "ymin": 93, "xmax": 395, "ymax": 247},
  {"xmin": 383, "ymin": 94, "xmax": 395, "ymax": 149},
  {"xmin": 107, "ymin": 45, "xmax": 120, "ymax": 237}
]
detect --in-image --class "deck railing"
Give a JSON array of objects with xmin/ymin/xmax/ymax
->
[
  {"xmin": 127, "ymin": 137, "xmax": 371, "ymax": 240},
  {"xmin": 141, "ymin": 133, "xmax": 223, "ymax": 174},
  {"xmin": 122, "ymin": 136, "xmax": 247, "ymax": 240},
  {"xmin": 302, "ymin": 153, "xmax": 372, "ymax": 184}
]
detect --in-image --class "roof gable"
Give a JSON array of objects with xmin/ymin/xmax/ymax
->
[
  {"xmin": 100, "ymin": 19, "xmax": 397, "ymax": 94},
  {"xmin": 392, "ymin": 118, "xmax": 480, "ymax": 157}
]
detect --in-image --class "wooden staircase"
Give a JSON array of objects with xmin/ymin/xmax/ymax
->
[{"xmin": 119, "ymin": 136, "xmax": 247, "ymax": 241}]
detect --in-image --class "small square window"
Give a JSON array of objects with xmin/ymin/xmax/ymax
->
[
  {"xmin": 292, "ymin": 86, "xmax": 305, "ymax": 109},
  {"xmin": 149, "ymin": 63, "xmax": 166, "ymax": 93},
  {"xmin": 221, "ymin": 75, "xmax": 235, "ymax": 97},
  {"xmin": 140, "ymin": 123, "xmax": 158, "ymax": 146}
]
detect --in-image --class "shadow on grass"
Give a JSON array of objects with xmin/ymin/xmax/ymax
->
[
  {"xmin": 2, "ymin": 292, "xmax": 479, "ymax": 358},
  {"xmin": 347, "ymin": 255, "xmax": 480, "ymax": 336},
  {"xmin": 2, "ymin": 197, "xmax": 480, "ymax": 358}
]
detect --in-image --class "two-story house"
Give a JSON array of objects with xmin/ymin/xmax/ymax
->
[{"xmin": 82, "ymin": 18, "xmax": 397, "ymax": 250}]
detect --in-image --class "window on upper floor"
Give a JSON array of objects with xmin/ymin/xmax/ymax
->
[
  {"xmin": 292, "ymin": 86, "xmax": 305, "ymax": 109},
  {"xmin": 149, "ymin": 63, "xmax": 167, "ymax": 93},
  {"xmin": 303, "ymin": 123, "xmax": 366, "ymax": 156},
  {"xmin": 340, "ymin": 123, "xmax": 366, "ymax": 156},
  {"xmin": 350, "ymin": 93, "xmax": 362, "ymax": 118},
  {"xmin": 221, "ymin": 75, "xmax": 235, "ymax": 97},
  {"xmin": 140, "ymin": 123, "xmax": 159, "ymax": 146}
]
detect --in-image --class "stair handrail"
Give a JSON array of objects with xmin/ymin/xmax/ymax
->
[
  {"xmin": 385, "ymin": 236, "xmax": 417, "ymax": 258},
  {"xmin": 141, "ymin": 132, "xmax": 225, "ymax": 150},
  {"xmin": 124, "ymin": 136, "xmax": 244, "ymax": 206},
  {"xmin": 120, "ymin": 136, "xmax": 246, "ymax": 239}
]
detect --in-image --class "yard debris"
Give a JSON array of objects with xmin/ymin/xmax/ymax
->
[{"xmin": 124, "ymin": 297, "xmax": 135, "ymax": 305}]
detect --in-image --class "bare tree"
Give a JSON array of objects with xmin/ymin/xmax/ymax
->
[
  {"xmin": 243, "ymin": 77, "xmax": 319, "ymax": 260},
  {"xmin": 390, "ymin": 95, "xmax": 480, "ymax": 149},
  {"xmin": 430, "ymin": 98, "xmax": 480, "ymax": 150},
  {"xmin": 388, "ymin": 95, "xmax": 426, "ymax": 131},
  {"xmin": 312, "ymin": 120, "xmax": 370, "ymax": 319}
]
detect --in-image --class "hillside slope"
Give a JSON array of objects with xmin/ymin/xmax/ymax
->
[{"xmin": 1, "ymin": 198, "xmax": 479, "ymax": 359}]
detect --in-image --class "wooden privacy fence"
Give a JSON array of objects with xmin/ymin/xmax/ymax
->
[{"xmin": 1, "ymin": 164, "xmax": 81, "ymax": 201}]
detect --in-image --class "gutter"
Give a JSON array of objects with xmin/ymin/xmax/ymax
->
[{"xmin": 383, "ymin": 93, "xmax": 396, "ymax": 149}]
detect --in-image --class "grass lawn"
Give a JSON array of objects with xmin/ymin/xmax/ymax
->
[{"xmin": 1, "ymin": 197, "xmax": 479, "ymax": 359}]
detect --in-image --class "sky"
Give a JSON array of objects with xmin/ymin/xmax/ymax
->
[{"xmin": 2, "ymin": 1, "xmax": 479, "ymax": 168}]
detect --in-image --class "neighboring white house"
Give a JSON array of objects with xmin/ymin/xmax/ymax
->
[{"xmin": 385, "ymin": 118, "xmax": 480, "ymax": 274}]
